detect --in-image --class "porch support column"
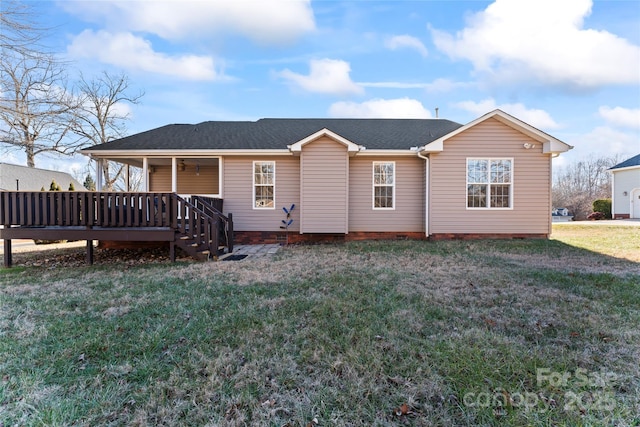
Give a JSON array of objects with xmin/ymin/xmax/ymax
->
[
  {"xmin": 125, "ymin": 164, "xmax": 130, "ymax": 191},
  {"xmin": 142, "ymin": 157, "xmax": 149, "ymax": 192},
  {"xmin": 96, "ymin": 158, "xmax": 104, "ymax": 191},
  {"xmin": 171, "ymin": 158, "xmax": 178, "ymax": 193}
]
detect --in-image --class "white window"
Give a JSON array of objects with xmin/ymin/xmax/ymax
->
[
  {"xmin": 373, "ymin": 161, "xmax": 395, "ymax": 209},
  {"xmin": 467, "ymin": 159, "xmax": 512, "ymax": 209},
  {"xmin": 253, "ymin": 161, "xmax": 275, "ymax": 209}
]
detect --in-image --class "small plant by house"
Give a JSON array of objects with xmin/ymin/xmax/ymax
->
[{"xmin": 587, "ymin": 211, "xmax": 606, "ymax": 220}]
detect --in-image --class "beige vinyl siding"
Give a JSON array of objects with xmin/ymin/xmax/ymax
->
[
  {"xmin": 149, "ymin": 167, "xmax": 171, "ymax": 192},
  {"xmin": 612, "ymin": 168, "xmax": 640, "ymax": 215},
  {"xmin": 223, "ymin": 156, "xmax": 300, "ymax": 232},
  {"xmin": 430, "ymin": 118, "xmax": 551, "ymax": 234},
  {"xmin": 300, "ymin": 137, "xmax": 349, "ymax": 233},
  {"xmin": 149, "ymin": 165, "xmax": 219, "ymax": 194},
  {"xmin": 349, "ymin": 157, "xmax": 424, "ymax": 232}
]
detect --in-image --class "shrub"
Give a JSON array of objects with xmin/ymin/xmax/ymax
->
[
  {"xmin": 592, "ymin": 199, "xmax": 612, "ymax": 219},
  {"xmin": 69, "ymin": 182, "xmax": 75, "ymax": 191},
  {"xmin": 587, "ymin": 211, "xmax": 606, "ymax": 220}
]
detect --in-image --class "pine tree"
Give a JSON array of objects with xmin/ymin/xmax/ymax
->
[{"xmin": 83, "ymin": 174, "xmax": 96, "ymax": 191}]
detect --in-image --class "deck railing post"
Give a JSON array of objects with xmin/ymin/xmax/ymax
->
[
  {"xmin": 3, "ymin": 239, "xmax": 11, "ymax": 268},
  {"xmin": 227, "ymin": 213, "xmax": 234, "ymax": 253},
  {"xmin": 212, "ymin": 217, "xmax": 218, "ymax": 260}
]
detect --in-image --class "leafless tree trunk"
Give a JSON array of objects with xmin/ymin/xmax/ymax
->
[
  {"xmin": 552, "ymin": 156, "xmax": 620, "ymax": 220},
  {"xmin": 1, "ymin": 1, "xmax": 80, "ymax": 167},
  {"xmin": 0, "ymin": 54, "xmax": 80, "ymax": 167},
  {"xmin": 72, "ymin": 72, "xmax": 143, "ymax": 190}
]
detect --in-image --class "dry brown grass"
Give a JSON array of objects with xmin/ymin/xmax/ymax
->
[{"xmin": 1, "ymin": 226, "xmax": 639, "ymax": 425}]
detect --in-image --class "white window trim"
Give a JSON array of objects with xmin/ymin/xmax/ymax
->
[
  {"xmin": 466, "ymin": 158, "xmax": 514, "ymax": 210},
  {"xmin": 252, "ymin": 160, "xmax": 276, "ymax": 210},
  {"xmin": 372, "ymin": 161, "xmax": 396, "ymax": 210}
]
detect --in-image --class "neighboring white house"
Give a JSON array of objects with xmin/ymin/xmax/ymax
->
[
  {"xmin": 610, "ymin": 154, "xmax": 640, "ymax": 219},
  {"xmin": 0, "ymin": 163, "xmax": 85, "ymax": 192}
]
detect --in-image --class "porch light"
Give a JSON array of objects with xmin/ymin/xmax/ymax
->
[
  {"xmin": 179, "ymin": 160, "xmax": 186, "ymax": 171},
  {"xmin": 196, "ymin": 163, "xmax": 200, "ymax": 176}
]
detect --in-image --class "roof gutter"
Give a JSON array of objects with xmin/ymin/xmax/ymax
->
[{"xmin": 80, "ymin": 149, "xmax": 293, "ymax": 157}]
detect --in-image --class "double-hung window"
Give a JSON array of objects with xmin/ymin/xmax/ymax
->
[
  {"xmin": 373, "ymin": 161, "xmax": 395, "ymax": 209},
  {"xmin": 467, "ymin": 159, "xmax": 512, "ymax": 209},
  {"xmin": 253, "ymin": 161, "xmax": 275, "ymax": 209}
]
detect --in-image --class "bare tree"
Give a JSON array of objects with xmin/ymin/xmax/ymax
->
[
  {"xmin": 1, "ymin": 1, "xmax": 81, "ymax": 167},
  {"xmin": 0, "ymin": 0, "xmax": 46, "ymax": 57},
  {"xmin": 0, "ymin": 54, "xmax": 80, "ymax": 167},
  {"xmin": 552, "ymin": 155, "xmax": 620, "ymax": 220},
  {"xmin": 72, "ymin": 72, "xmax": 143, "ymax": 190}
]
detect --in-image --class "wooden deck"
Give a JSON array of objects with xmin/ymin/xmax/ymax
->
[{"xmin": 0, "ymin": 191, "xmax": 233, "ymax": 267}]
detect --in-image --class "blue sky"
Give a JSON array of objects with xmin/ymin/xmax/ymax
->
[{"xmin": 5, "ymin": 0, "xmax": 640, "ymax": 174}]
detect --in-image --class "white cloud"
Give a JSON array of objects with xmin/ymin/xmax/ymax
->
[
  {"xmin": 68, "ymin": 30, "xmax": 220, "ymax": 81},
  {"xmin": 329, "ymin": 98, "xmax": 432, "ymax": 118},
  {"xmin": 431, "ymin": 0, "xmax": 640, "ymax": 89},
  {"xmin": 62, "ymin": 0, "xmax": 315, "ymax": 45},
  {"xmin": 277, "ymin": 59, "xmax": 364, "ymax": 96},
  {"xmin": 359, "ymin": 78, "xmax": 472, "ymax": 93},
  {"xmin": 568, "ymin": 126, "xmax": 638, "ymax": 160},
  {"xmin": 454, "ymin": 98, "xmax": 560, "ymax": 129},
  {"xmin": 385, "ymin": 35, "xmax": 428, "ymax": 57},
  {"xmin": 598, "ymin": 106, "xmax": 640, "ymax": 130}
]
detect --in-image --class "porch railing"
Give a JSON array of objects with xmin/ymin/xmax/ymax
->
[{"xmin": 0, "ymin": 191, "xmax": 177, "ymax": 228}]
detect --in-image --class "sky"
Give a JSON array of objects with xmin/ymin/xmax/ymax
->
[{"xmin": 3, "ymin": 0, "xmax": 640, "ymax": 176}]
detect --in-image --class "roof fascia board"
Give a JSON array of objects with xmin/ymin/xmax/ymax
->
[
  {"xmin": 418, "ymin": 139, "xmax": 444, "ymax": 153},
  {"xmin": 288, "ymin": 128, "xmax": 362, "ymax": 153},
  {"xmin": 356, "ymin": 149, "xmax": 417, "ymax": 157},
  {"xmin": 610, "ymin": 165, "xmax": 640, "ymax": 173},
  {"xmin": 81, "ymin": 149, "xmax": 293, "ymax": 157}
]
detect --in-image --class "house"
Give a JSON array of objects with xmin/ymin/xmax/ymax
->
[
  {"xmin": 79, "ymin": 109, "xmax": 573, "ymax": 243},
  {"xmin": 0, "ymin": 163, "xmax": 85, "ymax": 192},
  {"xmin": 609, "ymin": 154, "xmax": 640, "ymax": 219}
]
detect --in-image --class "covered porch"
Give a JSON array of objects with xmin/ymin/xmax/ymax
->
[{"xmin": 94, "ymin": 156, "xmax": 222, "ymax": 200}]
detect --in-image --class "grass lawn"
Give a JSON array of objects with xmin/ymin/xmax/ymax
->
[{"xmin": 1, "ymin": 224, "xmax": 639, "ymax": 426}]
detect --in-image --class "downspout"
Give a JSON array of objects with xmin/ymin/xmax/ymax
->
[{"xmin": 417, "ymin": 150, "xmax": 430, "ymax": 237}]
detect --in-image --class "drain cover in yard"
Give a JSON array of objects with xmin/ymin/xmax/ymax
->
[{"xmin": 222, "ymin": 254, "xmax": 249, "ymax": 261}]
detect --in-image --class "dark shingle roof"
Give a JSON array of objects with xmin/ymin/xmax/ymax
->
[
  {"xmin": 610, "ymin": 154, "xmax": 640, "ymax": 170},
  {"xmin": 85, "ymin": 118, "xmax": 463, "ymax": 152}
]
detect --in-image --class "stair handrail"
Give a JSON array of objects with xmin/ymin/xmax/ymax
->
[
  {"xmin": 173, "ymin": 194, "xmax": 219, "ymax": 259},
  {"xmin": 191, "ymin": 195, "xmax": 233, "ymax": 253}
]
